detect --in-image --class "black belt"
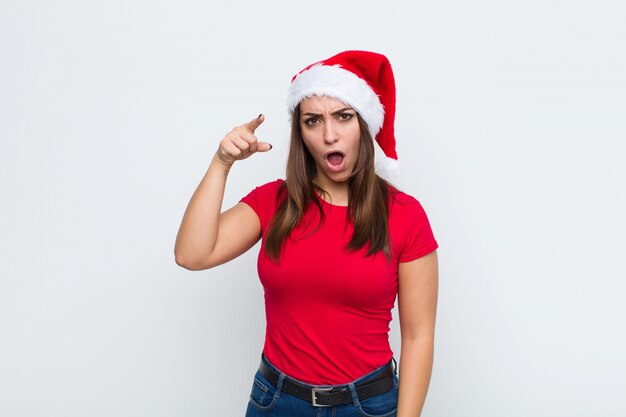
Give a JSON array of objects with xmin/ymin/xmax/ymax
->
[{"xmin": 258, "ymin": 359, "xmax": 395, "ymax": 407}]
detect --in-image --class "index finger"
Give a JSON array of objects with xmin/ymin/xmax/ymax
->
[{"xmin": 243, "ymin": 114, "xmax": 265, "ymax": 133}]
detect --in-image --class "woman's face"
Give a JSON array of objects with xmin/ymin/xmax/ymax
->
[{"xmin": 299, "ymin": 95, "xmax": 361, "ymax": 188}]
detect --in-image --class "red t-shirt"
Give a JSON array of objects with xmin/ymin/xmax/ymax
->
[{"xmin": 240, "ymin": 179, "xmax": 438, "ymax": 384}]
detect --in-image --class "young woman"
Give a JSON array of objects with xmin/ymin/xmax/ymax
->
[{"xmin": 175, "ymin": 50, "xmax": 439, "ymax": 417}]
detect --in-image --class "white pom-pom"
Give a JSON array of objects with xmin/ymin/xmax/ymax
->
[{"xmin": 373, "ymin": 139, "xmax": 400, "ymax": 183}]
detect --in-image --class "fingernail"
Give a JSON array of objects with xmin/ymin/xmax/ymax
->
[
  {"xmin": 258, "ymin": 114, "xmax": 263, "ymax": 119},
  {"xmin": 269, "ymin": 144, "xmax": 273, "ymax": 150}
]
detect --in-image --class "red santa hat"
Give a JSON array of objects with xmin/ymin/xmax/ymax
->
[{"xmin": 287, "ymin": 50, "xmax": 400, "ymax": 182}]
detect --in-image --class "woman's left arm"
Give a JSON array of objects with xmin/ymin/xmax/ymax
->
[{"xmin": 396, "ymin": 250, "xmax": 439, "ymax": 417}]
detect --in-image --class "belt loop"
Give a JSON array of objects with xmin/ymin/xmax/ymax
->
[
  {"xmin": 391, "ymin": 357, "xmax": 398, "ymax": 375},
  {"xmin": 347, "ymin": 381, "xmax": 361, "ymax": 407},
  {"xmin": 276, "ymin": 372, "xmax": 286, "ymax": 395}
]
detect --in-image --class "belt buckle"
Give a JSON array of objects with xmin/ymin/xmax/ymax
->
[{"xmin": 311, "ymin": 387, "xmax": 333, "ymax": 407}]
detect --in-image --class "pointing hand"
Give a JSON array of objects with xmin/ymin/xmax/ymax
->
[{"xmin": 216, "ymin": 114, "xmax": 272, "ymax": 166}]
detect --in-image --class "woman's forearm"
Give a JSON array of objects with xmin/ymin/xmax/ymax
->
[
  {"xmin": 396, "ymin": 336, "xmax": 435, "ymax": 417},
  {"xmin": 174, "ymin": 115, "xmax": 270, "ymax": 270},
  {"xmin": 174, "ymin": 154, "xmax": 232, "ymax": 269}
]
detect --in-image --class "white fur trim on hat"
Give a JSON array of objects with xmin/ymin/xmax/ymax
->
[{"xmin": 287, "ymin": 64, "xmax": 385, "ymax": 141}]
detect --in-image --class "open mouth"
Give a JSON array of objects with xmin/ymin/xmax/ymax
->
[{"xmin": 326, "ymin": 151, "xmax": 345, "ymax": 166}]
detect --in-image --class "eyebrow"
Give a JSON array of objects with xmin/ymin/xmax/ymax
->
[{"xmin": 301, "ymin": 107, "xmax": 355, "ymax": 117}]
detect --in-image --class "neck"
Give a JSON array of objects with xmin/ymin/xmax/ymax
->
[{"xmin": 313, "ymin": 178, "xmax": 349, "ymax": 206}]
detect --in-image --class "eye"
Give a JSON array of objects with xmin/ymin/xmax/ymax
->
[
  {"xmin": 337, "ymin": 113, "xmax": 354, "ymax": 121},
  {"xmin": 303, "ymin": 117, "xmax": 319, "ymax": 126}
]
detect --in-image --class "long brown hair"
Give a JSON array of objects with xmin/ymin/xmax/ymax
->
[{"xmin": 265, "ymin": 104, "xmax": 391, "ymax": 262}]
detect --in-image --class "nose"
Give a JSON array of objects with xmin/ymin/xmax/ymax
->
[{"xmin": 323, "ymin": 120, "xmax": 338, "ymax": 144}]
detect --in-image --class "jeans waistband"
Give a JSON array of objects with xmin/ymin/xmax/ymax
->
[{"xmin": 258, "ymin": 354, "xmax": 397, "ymax": 407}]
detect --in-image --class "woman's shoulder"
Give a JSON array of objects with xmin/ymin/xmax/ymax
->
[
  {"xmin": 386, "ymin": 184, "xmax": 439, "ymax": 258},
  {"xmin": 240, "ymin": 179, "xmax": 285, "ymax": 222},
  {"xmin": 386, "ymin": 185, "xmax": 436, "ymax": 226},
  {"xmin": 387, "ymin": 184, "xmax": 422, "ymax": 208}
]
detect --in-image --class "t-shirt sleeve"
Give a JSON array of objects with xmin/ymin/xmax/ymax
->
[
  {"xmin": 398, "ymin": 197, "xmax": 439, "ymax": 263},
  {"xmin": 239, "ymin": 179, "xmax": 283, "ymax": 234}
]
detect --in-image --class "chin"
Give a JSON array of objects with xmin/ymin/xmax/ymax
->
[{"xmin": 329, "ymin": 172, "xmax": 352, "ymax": 183}]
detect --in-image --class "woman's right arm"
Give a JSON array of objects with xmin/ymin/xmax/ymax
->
[{"xmin": 174, "ymin": 115, "xmax": 272, "ymax": 271}]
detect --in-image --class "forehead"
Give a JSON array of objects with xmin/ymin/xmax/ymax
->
[{"xmin": 299, "ymin": 95, "xmax": 353, "ymax": 113}]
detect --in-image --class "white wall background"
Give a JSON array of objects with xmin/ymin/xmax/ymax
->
[{"xmin": 1, "ymin": 1, "xmax": 624, "ymax": 416}]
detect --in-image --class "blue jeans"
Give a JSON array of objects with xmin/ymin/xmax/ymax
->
[{"xmin": 245, "ymin": 355, "xmax": 399, "ymax": 417}]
